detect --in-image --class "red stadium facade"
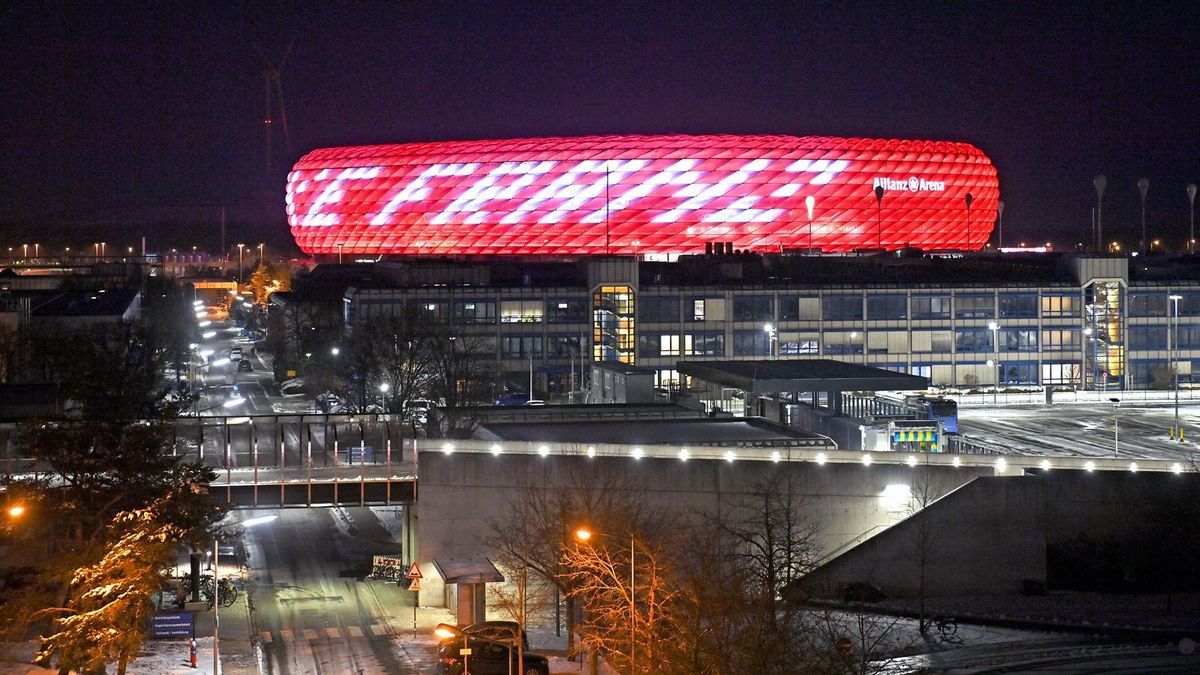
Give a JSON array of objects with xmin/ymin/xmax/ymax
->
[{"xmin": 286, "ymin": 134, "xmax": 999, "ymax": 256}]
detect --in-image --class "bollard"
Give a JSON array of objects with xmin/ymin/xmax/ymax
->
[{"xmin": 190, "ymin": 637, "xmax": 197, "ymax": 668}]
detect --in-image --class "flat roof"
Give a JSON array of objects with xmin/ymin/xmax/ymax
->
[
  {"xmin": 480, "ymin": 417, "xmax": 827, "ymax": 446},
  {"xmin": 677, "ymin": 359, "xmax": 928, "ymax": 394}
]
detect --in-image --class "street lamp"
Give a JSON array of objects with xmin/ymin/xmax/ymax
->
[
  {"xmin": 7, "ymin": 504, "xmax": 24, "ymax": 519},
  {"xmin": 805, "ymin": 194, "xmax": 816, "ymax": 251},
  {"xmin": 873, "ymin": 185, "xmax": 884, "ymax": 250},
  {"xmin": 964, "ymin": 193, "xmax": 974, "ymax": 251},
  {"xmin": 997, "ymin": 200, "xmax": 1005, "ymax": 250},
  {"xmin": 1170, "ymin": 294, "xmax": 1183, "ymax": 440},
  {"xmin": 1094, "ymin": 175, "xmax": 1106, "ymax": 252},
  {"xmin": 237, "ymin": 244, "xmax": 245, "ymax": 287},
  {"xmin": 763, "ymin": 323, "xmax": 777, "ymax": 358},
  {"xmin": 988, "ymin": 321, "xmax": 1000, "ymax": 403},
  {"xmin": 1110, "ymin": 397, "xmax": 1121, "ymax": 457},
  {"xmin": 1137, "ymin": 178, "xmax": 1149, "ymax": 253},
  {"xmin": 576, "ymin": 528, "xmax": 636, "ymax": 675},
  {"xmin": 1189, "ymin": 184, "xmax": 1197, "ymax": 254}
]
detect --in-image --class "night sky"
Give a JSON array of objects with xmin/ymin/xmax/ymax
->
[{"xmin": 3, "ymin": 1, "xmax": 1199, "ymax": 253}]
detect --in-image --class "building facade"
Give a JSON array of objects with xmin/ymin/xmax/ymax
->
[{"xmin": 339, "ymin": 254, "xmax": 1200, "ymax": 396}]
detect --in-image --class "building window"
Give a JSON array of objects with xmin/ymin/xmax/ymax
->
[
  {"xmin": 1129, "ymin": 326, "xmax": 1168, "ymax": 350},
  {"xmin": 1130, "ymin": 359, "xmax": 1170, "ymax": 387},
  {"xmin": 955, "ymin": 294, "xmax": 995, "ymax": 319},
  {"xmin": 594, "ymin": 285, "xmax": 636, "ymax": 363},
  {"xmin": 779, "ymin": 333, "xmax": 819, "ymax": 355},
  {"xmin": 1041, "ymin": 362, "xmax": 1080, "ymax": 385},
  {"xmin": 733, "ymin": 296, "xmax": 774, "ymax": 322},
  {"xmin": 500, "ymin": 335, "xmax": 542, "ymax": 358},
  {"xmin": 412, "ymin": 300, "xmax": 450, "ymax": 322},
  {"xmin": 687, "ymin": 298, "xmax": 725, "ymax": 322},
  {"xmin": 639, "ymin": 332, "xmax": 680, "ymax": 357},
  {"xmin": 999, "ymin": 362, "xmax": 1037, "ymax": 384},
  {"xmin": 912, "ymin": 295, "xmax": 952, "ymax": 320},
  {"xmin": 453, "ymin": 300, "xmax": 496, "ymax": 325},
  {"xmin": 1177, "ymin": 292, "xmax": 1200, "ymax": 317},
  {"xmin": 867, "ymin": 295, "xmax": 907, "ymax": 321},
  {"xmin": 500, "ymin": 300, "xmax": 544, "ymax": 323},
  {"xmin": 1001, "ymin": 328, "xmax": 1037, "ymax": 351},
  {"xmin": 1180, "ymin": 325, "xmax": 1200, "ymax": 349},
  {"xmin": 549, "ymin": 334, "xmax": 583, "ymax": 357},
  {"xmin": 911, "ymin": 330, "xmax": 953, "ymax": 353},
  {"xmin": 1127, "ymin": 292, "xmax": 1168, "ymax": 317},
  {"xmin": 823, "ymin": 331, "xmax": 863, "ymax": 355},
  {"xmin": 547, "ymin": 299, "xmax": 587, "ymax": 323},
  {"xmin": 1041, "ymin": 294, "xmax": 1080, "ymax": 317},
  {"xmin": 683, "ymin": 332, "xmax": 725, "ymax": 356},
  {"xmin": 999, "ymin": 293, "xmax": 1038, "ymax": 319},
  {"xmin": 639, "ymin": 296, "xmax": 679, "ymax": 323},
  {"xmin": 822, "ymin": 295, "xmax": 863, "ymax": 321},
  {"xmin": 866, "ymin": 331, "xmax": 908, "ymax": 354},
  {"xmin": 779, "ymin": 296, "xmax": 821, "ymax": 321},
  {"xmin": 1041, "ymin": 329, "xmax": 1082, "ymax": 351},
  {"xmin": 911, "ymin": 364, "xmax": 932, "ymax": 379},
  {"xmin": 954, "ymin": 328, "xmax": 994, "ymax": 352},
  {"xmin": 733, "ymin": 330, "xmax": 771, "ymax": 356}
]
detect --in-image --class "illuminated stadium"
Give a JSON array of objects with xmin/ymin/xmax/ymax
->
[{"xmin": 286, "ymin": 134, "xmax": 999, "ymax": 256}]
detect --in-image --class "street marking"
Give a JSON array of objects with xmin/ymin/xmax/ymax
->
[
  {"xmin": 303, "ymin": 628, "xmax": 319, "ymax": 640},
  {"xmin": 370, "ymin": 623, "xmax": 391, "ymax": 636},
  {"xmin": 259, "ymin": 631, "xmax": 273, "ymax": 644},
  {"xmin": 325, "ymin": 626, "xmax": 340, "ymax": 638},
  {"xmin": 347, "ymin": 625, "xmax": 364, "ymax": 638},
  {"xmin": 280, "ymin": 629, "xmax": 294, "ymax": 642}
]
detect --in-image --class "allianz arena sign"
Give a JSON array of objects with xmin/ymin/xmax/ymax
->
[{"xmin": 286, "ymin": 134, "xmax": 998, "ymax": 256}]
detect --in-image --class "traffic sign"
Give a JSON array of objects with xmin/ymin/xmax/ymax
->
[
  {"xmin": 408, "ymin": 578, "xmax": 422, "ymax": 592},
  {"xmin": 459, "ymin": 647, "xmax": 473, "ymax": 656},
  {"xmin": 405, "ymin": 562, "xmax": 423, "ymax": 579}
]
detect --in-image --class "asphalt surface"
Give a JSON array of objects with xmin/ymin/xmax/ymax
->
[
  {"xmin": 230, "ymin": 507, "xmax": 445, "ymax": 675},
  {"xmin": 959, "ymin": 403, "xmax": 1200, "ymax": 460}
]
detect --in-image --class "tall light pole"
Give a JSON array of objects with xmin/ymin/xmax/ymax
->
[
  {"xmin": 996, "ymin": 200, "xmax": 1005, "ymax": 250},
  {"xmin": 1170, "ymin": 294, "xmax": 1182, "ymax": 440},
  {"xmin": 1110, "ymin": 397, "xmax": 1121, "ymax": 457},
  {"xmin": 806, "ymin": 194, "xmax": 816, "ymax": 252},
  {"xmin": 1093, "ymin": 175, "xmax": 1106, "ymax": 252},
  {"xmin": 964, "ymin": 193, "xmax": 974, "ymax": 251},
  {"xmin": 575, "ymin": 529, "xmax": 635, "ymax": 675},
  {"xmin": 988, "ymin": 321, "xmax": 1000, "ymax": 403},
  {"xmin": 763, "ymin": 323, "xmax": 777, "ymax": 358},
  {"xmin": 1137, "ymin": 178, "xmax": 1150, "ymax": 253},
  {"xmin": 873, "ymin": 185, "xmax": 884, "ymax": 251},
  {"xmin": 1188, "ymin": 184, "xmax": 1197, "ymax": 254},
  {"xmin": 237, "ymin": 243, "xmax": 245, "ymax": 286}
]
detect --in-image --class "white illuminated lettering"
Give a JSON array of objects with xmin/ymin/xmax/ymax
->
[
  {"xmin": 536, "ymin": 159, "xmax": 648, "ymax": 224},
  {"xmin": 431, "ymin": 161, "xmax": 556, "ymax": 225},
  {"xmin": 656, "ymin": 158, "xmax": 771, "ymax": 223},
  {"xmin": 582, "ymin": 159, "xmax": 699, "ymax": 223},
  {"xmin": 370, "ymin": 163, "xmax": 478, "ymax": 226},
  {"xmin": 300, "ymin": 166, "xmax": 383, "ymax": 227}
]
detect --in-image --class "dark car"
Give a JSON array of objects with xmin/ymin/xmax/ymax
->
[
  {"xmin": 448, "ymin": 621, "xmax": 529, "ymax": 650},
  {"xmin": 237, "ymin": 358, "xmax": 253, "ymax": 372},
  {"xmin": 437, "ymin": 636, "xmax": 548, "ymax": 675},
  {"xmin": 494, "ymin": 392, "xmax": 530, "ymax": 406}
]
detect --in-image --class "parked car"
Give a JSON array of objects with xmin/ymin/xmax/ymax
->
[
  {"xmin": 460, "ymin": 621, "xmax": 529, "ymax": 650},
  {"xmin": 280, "ymin": 378, "xmax": 306, "ymax": 395},
  {"xmin": 405, "ymin": 399, "xmax": 434, "ymax": 424},
  {"xmin": 317, "ymin": 392, "xmax": 342, "ymax": 412},
  {"xmin": 228, "ymin": 346, "xmax": 243, "ymax": 360},
  {"xmin": 436, "ymin": 636, "xmax": 547, "ymax": 675},
  {"xmin": 525, "ymin": 399, "xmax": 546, "ymax": 407},
  {"xmin": 237, "ymin": 358, "xmax": 253, "ymax": 372},
  {"xmin": 494, "ymin": 392, "xmax": 530, "ymax": 406}
]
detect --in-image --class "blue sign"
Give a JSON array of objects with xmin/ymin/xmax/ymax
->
[{"xmin": 151, "ymin": 612, "xmax": 194, "ymax": 638}]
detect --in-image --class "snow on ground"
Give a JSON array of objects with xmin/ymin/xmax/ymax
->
[
  {"xmin": 125, "ymin": 637, "xmax": 215, "ymax": 674},
  {"xmin": 878, "ymin": 591, "xmax": 1200, "ymax": 632}
]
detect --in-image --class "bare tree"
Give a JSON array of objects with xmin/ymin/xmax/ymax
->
[
  {"xmin": 483, "ymin": 459, "xmax": 646, "ymax": 662},
  {"xmin": 426, "ymin": 327, "xmax": 495, "ymax": 438},
  {"xmin": 908, "ymin": 463, "xmax": 953, "ymax": 635}
]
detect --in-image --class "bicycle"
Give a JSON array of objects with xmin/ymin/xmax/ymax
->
[{"xmin": 935, "ymin": 616, "xmax": 958, "ymax": 640}]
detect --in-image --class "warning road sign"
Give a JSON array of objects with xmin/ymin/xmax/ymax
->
[
  {"xmin": 405, "ymin": 562, "xmax": 423, "ymax": 579},
  {"xmin": 408, "ymin": 578, "xmax": 422, "ymax": 592}
]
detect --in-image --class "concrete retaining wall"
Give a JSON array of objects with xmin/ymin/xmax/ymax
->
[
  {"xmin": 793, "ymin": 476, "xmax": 1048, "ymax": 599},
  {"xmin": 413, "ymin": 452, "xmax": 986, "ymax": 607}
]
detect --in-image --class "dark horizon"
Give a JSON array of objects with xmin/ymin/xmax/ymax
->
[{"xmin": 3, "ymin": 1, "xmax": 1199, "ymax": 254}]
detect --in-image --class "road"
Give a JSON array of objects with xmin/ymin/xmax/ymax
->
[{"xmin": 229, "ymin": 507, "xmax": 443, "ymax": 674}]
